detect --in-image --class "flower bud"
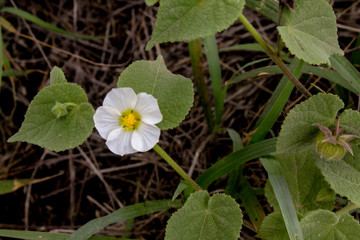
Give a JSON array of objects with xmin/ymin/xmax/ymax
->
[{"xmin": 315, "ymin": 132, "xmax": 347, "ymax": 160}]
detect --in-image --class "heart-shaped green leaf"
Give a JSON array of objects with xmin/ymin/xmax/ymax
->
[
  {"xmin": 146, "ymin": 0, "xmax": 244, "ymax": 50},
  {"xmin": 8, "ymin": 81, "xmax": 94, "ymax": 152},
  {"xmin": 301, "ymin": 210, "xmax": 360, "ymax": 239},
  {"xmin": 117, "ymin": 56, "xmax": 193, "ymax": 130},
  {"xmin": 278, "ymin": 0, "xmax": 343, "ymax": 65},
  {"xmin": 165, "ymin": 190, "xmax": 243, "ymax": 240}
]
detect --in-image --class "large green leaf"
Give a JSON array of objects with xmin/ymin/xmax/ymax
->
[
  {"xmin": 258, "ymin": 210, "xmax": 360, "ymax": 240},
  {"xmin": 278, "ymin": 0, "xmax": 343, "ymax": 65},
  {"xmin": 265, "ymin": 150, "xmax": 335, "ymax": 214},
  {"xmin": 8, "ymin": 69, "xmax": 94, "ymax": 152},
  {"xmin": 165, "ymin": 190, "xmax": 242, "ymax": 240},
  {"xmin": 301, "ymin": 210, "xmax": 360, "ymax": 239},
  {"xmin": 117, "ymin": 56, "xmax": 193, "ymax": 130},
  {"xmin": 277, "ymin": 93, "xmax": 343, "ymax": 154},
  {"xmin": 146, "ymin": 0, "xmax": 244, "ymax": 50}
]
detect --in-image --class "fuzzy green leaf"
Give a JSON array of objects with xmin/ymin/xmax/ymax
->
[
  {"xmin": 257, "ymin": 211, "xmax": 291, "ymax": 240},
  {"xmin": 165, "ymin": 190, "xmax": 243, "ymax": 240},
  {"xmin": 265, "ymin": 150, "xmax": 335, "ymax": 214},
  {"xmin": 8, "ymin": 83, "xmax": 94, "ymax": 152},
  {"xmin": 50, "ymin": 67, "xmax": 67, "ymax": 85},
  {"xmin": 315, "ymin": 109, "xmax": 360, "ymax": 205},
  {"xmin": 277, "ymin": 93, "xmax": 343, "ymax": 154},
  {"xmin": 146, "ymin": 0, "xmax": 244, "ymax": 50},
  {"xmin": 301, "ymin": 210, "xmax": 360, "ymax": 239},
  {"xmin": 278, "ymin": 0, "xmax": 343, "ymax": 65},
  {"xmin": 117, "ymin": 56, "xmax": 193, "ymax": 130}
]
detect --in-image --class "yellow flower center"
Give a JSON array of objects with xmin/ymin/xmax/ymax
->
[{"xmin": 120, "ymin": 110, "xmax": 140, "ymax": 131}]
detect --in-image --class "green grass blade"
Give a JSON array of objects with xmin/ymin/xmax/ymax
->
[
  {"xmin": 2, "ymin": 7, "xmax": 108, "ymax": 40},
  {"xmin": 260, "ymin": 157, "xmax": 303, "ymax": 240},
  {"xmin": 228, "ymin": 64, "xmax": 357, "ymax": 93},
  {"xmin": 3, "ymin": 70, "xmax": 32, "ymax": 77},
  {"xmin": 350, "ymin": 33, "xmax": 360, "ymax": 68},
  {"xmin": 329, "ymin": 54, "xmax": 360, "ymax": 94},
  {"xmin": 228, "ymin": 65, "xmax": 281, "ymax": 84},
  {"xmin": 250, "ymin": 59, "xmax": 302, "ymax": 143},
  {"xmin": 0, "ymin": 230, "xmax": 128, "ymax": 240},
  {"xmin": 238, "ymin": 180, "xmax": 266, "ymax": 232},
  {"xmin": 301, "ymin": 64, "xmax": 356, "ymax": 92},
  {"xmin": 66, "ymin": 199, "xmax": 182, "ymax": 240},
  {"xmin": 220, "ymin": 43, "xmax": 265, "ymax": 53},
  {"xmin": 0, "ymin": 24, "xmax": 2, "ymax": 92},
  {"xmin": 189, "ymin": 38, "xmax": 214, "ymax": 132},
  {"xmin": 203, "ymin": 35, "xmax": 225, "ymax": 126},
  {"xmin": 226, "ymin": 128, "xmax": 243, "ymax": 151},
  {"xmin": 196, "ymin": 138, "xmax": 277, "ymax": 188}
]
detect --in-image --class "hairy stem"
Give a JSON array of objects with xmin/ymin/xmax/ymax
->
[
  {"xmin": 336, "ymin": 203, "xmax": 360, "ymax": 216},
  {"xmin": 238, "ymin": 13, "xmax": 312, "ymax": 99},
  {"xmin": 153, "ymin": 144, "xmax": 202, "ymax": 191}
]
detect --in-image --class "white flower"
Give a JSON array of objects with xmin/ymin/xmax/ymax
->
[{"xmin": 93, "ymin": 87, "xmax": 163, "ymax": 156}]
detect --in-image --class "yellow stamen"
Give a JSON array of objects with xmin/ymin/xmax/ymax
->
[{"xmin": 120, "ymin": 113, "xmax": 139, "ymax": 130}]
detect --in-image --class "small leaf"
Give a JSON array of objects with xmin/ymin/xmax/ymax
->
[
  {"xmin": 145, "ymin": 0, "xmax": 159, "ymax": 6},
  {"xmin": 278, "ymin": 0, "xmax": 343, "ymax": 65},
  {"xmin": 8, "ymin": 83, "xmax": 94, "ymax": 152},
  {"xmin": 165, "ymin": 190, "xmax": 243, "ymax": 240},
  {"xmin": 172, "ymin": 180, "xmax": 190, "ymax": 201},
  {"xmin": 146, "ymin": 0, "xmax": 245, "ymax": 50},
  {"xmin": 50, "ymin": 66, "xmax": 67, "ymax": 85},
  {"xmin": 117, "ymin": 56, "xmax": 193, "ymax": 130},
  {"xmin": 277, "ymin": 93, "xmax": 343, "ymax": 154},
  {"xmin": 301, "ymin": 210, "xmax": 360, "ymax": 239},
  {"xmin": 257, "ymin": 211, "xmax": 291, "ymax": 240}
]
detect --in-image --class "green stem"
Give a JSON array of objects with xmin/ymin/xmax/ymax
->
[
  {"xmin": 153, "ymin": 144, "xmax": 202, "ymax": 191},
  {"xmin": 238, "ymin": 13, "xmax": 312, "ymax": 99},
  {"xmin": 336, "ymin": 203, "xmax": 360, "ymax": 216}
]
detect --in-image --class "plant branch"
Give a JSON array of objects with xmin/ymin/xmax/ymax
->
[
  {"xmin": 238, "ymin": 13, "xmax": 312, "ymax": 99},
  {"xmin": 336, "ymin": 203, "xmax": 360, "ymax": 216},
  {"xmin": 153, "ymin": 144, "xmax": 202, "ymax": 191}
]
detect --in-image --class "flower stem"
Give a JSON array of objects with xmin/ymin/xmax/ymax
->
[
  {"xmin": 153, "ymin": 144, "xmax": 202, "ymax": 191},
  {"xmin": 238, "ymin": 13, "xmax": 312, "ymax": 99},
  {"xmin": 336, "ymin": 203, "xmax": 360, "ymax": 216}
]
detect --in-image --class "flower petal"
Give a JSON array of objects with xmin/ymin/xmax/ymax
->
[
  {"xmin": 94, "ymin": 106, "xmax": 121, "ymax": 139},
  {"xmin": 103, "ymin": 88, "xmax": 137, "ymax": 113},
  {"xmin": 131, "ymin": 123, "xmax": 160, "ymax": 152},
  {"xmin": 134, "ymin": 92, "xmax": 162, "ymax": 124},
  {"xmin": 106, "ymin": 128, "xmax": 137, "ymax": 156}
]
